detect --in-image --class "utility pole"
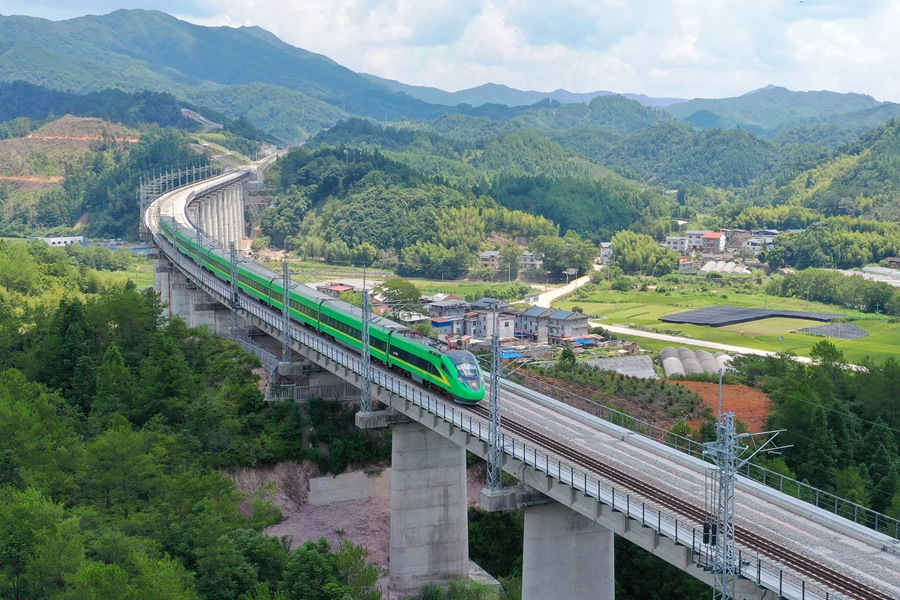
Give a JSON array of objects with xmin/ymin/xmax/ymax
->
[
  {"xmin": 360, "ymin": 273, "xmax": 372, "ymax": 413},
  {"xmin": 704, "ymin": 413, "xmax": 737, "ymax": 600},
  {"xmin": 282, "ymin": 260, "xmax": 292, "ymax": 364},
  {"xmin": 487, "ymin": 303, "xmax": 503, "ymax": 491},
  {"xmin": 703, "ymin": 413, "xmax": 787, "ymax": 600},
  {"xmin": 229, "ymin": 242, "xmax": 239, "ymax": 331}
]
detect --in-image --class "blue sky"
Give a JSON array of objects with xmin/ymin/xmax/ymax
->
[{"xmin": 4, "ymin": 0, "xmax": 899, "ymax": 102}]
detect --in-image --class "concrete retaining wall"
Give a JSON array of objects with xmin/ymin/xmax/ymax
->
[{"xmin": 308, "ymin": 469, "xmax": 392, "ymax": 505}]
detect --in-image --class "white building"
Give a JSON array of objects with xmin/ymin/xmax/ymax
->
[
  {"xmin": 665, "ymin": 236, "xmax": 688, "ymax": 253},
  {"xmin": 685, "ymin": 230, "xmax": 710, "ymax": 250},
  {"xmin": 38, "ymin": 235, "xmax": 84, "ymax": 247},
  {"xmin": 518, "ymin": 250, "xmax": 543, "ymax": 270}
]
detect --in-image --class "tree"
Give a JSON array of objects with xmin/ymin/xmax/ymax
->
[
  {"xmin": 498, "ymin": 243, "xmax": 521, "ymax": 281},
  {"xmin": 278, "ymin": 539, "xmax": 342, "ymax": 600},
  {"xmin": 82, "ymin": 421, "xmax": 160, "ymax": 514},
  {"xmin": 332, "ymin": 540, "xmax": 380, "ymax": 600},
  {"xmin": 374, "ymin": 278, "xmax": 420, "ymax": 310},
  {"xmin": 90, "ymin": 343, "xmax": 134, "ymax": 427},
  {"xmin": 134, "ymin": 330, "xmax": 195, "ymax": 425},
  {"xmin": 558, "ymin": 346, "xmax": 576, "ymax": 367},
  {"xmin": 610, "ymin": 230, "xmax": 678, "ymax": 276},
  {"xmin": 354, "ymin": 243, "xmax": 378, "ymax": 268}
]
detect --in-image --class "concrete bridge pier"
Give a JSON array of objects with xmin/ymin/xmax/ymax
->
[
  {"xmin": 522, "ymin": 501, "xmax": 615, "ymax": 600},
  {"xmin": 154, "ymin": 256, "xmax": 173, "ymax": 309},
  {"xmin": 390, "ymin": 422, "xmax": 469, "ymax": 594},
  {"xmin": 165, "ymin": 271, "xmax": 193, "ymax": 321},
  {"xmin": 188, "ymin": 285, "xmax": 218, "ymax": 329}
]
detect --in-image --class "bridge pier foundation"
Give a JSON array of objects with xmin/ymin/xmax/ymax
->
[
  {"xmin": 522, "ymin": 501, "xmax": 614, "ymax": 600},
  {"xmin": 154, "ymin": 256, "xmax": 172, "ymax": 308},
  {"xmin": 390, "ymin": 422, "xmax": 469, "ymax": 594},
  {"xmin": 166, "ymin": 272, "xmax": 193, "ymax": 321}
]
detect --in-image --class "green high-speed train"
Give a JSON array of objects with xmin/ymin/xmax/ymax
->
[{"xmin": 159, "ymin": 217, "xmax": 485, "ymax": 403}]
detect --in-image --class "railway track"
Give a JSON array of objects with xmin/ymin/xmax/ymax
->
[{"xmin": 465, "ymin": 403, "xmax": 893, "ymax": 600}]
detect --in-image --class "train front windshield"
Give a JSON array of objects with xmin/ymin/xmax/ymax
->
[
  {"xmin": 448, "ymin": 351, "xmax": 483, "ymax": 388},
  {"xmin": 456, "ymin": 360, "xmax": 479, "ymax": 378}
]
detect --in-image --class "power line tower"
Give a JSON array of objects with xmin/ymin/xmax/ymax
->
[
  {"xmin": 703, "ymin": 412, "xmax": 738, "ymax": 600},
  {"xmin": 487, "ymin": 325, "xmax": 503, "ymax": 491},
  {"xmin": 229, "ymin": 242, "xmax": 240, "ymax": 331},
  {"xmin": 281, "ymin": 260, "xmax": 293, "ymax": 365},
  {"xmin": 360, "ymin": 286, "xmax": 372, "ymax": 413},
  {"xmin": 703, "ymin": 413, "xmax": 787, "ymax": 600}
]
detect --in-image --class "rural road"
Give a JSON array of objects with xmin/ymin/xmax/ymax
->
[{"xmin": 538, "ymin": 273, "xmax": 814, "ymax": 363}]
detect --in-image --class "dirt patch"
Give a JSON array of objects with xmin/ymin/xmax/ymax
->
[
  {"xmin": 673, "ymin": 381, "xmax": 771, "ymax": 432},
  {"xmin": 228, "ymin": 461, "xmax": 314, "ymax": 513},
  {"xmin": 252, "ymin": 366, "xmax": 270, "ymax": 395},
  {"xmin": 238, "ymin": 462, "xmax": 488, "ymax": 588},
  {"xmin": 268, "ymin": 495, "xmax": 393, "ymax": 572}
]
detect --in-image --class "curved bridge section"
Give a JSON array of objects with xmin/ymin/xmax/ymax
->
[{"xmin": 145, "ymin": 167, "xmax": 900, "ymax": 600}]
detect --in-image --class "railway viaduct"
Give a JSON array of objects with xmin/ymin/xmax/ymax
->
[{"xmin": 145, "ymin": 165, "xmax": 900, "ymax": 600}]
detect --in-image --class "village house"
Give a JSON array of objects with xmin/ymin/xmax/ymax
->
[
  {"xmin": 38, "ymin": 235, "xmax": 84, "ymax": 246},
  {"xmin": 701, "ymin": 231, "xmax": 726, "ymax": 254},
  {"xmin": 598, "ymin": 242, "xmax": 613, "ymax": 264},
  {"xmin": 430, "ymin": 316, "xmax": 466, "ymax": 337},
  {"xmin": 465, "ymin": 310, "xmax": 516, "ymax": 340},
  {"xmin": 685, "ymin": 230, "xmax": 711, "ymax": 250},
  {"xmin": 518, "ymin": 250, "xmax": 543, "ymax": 270},
  {"xmin": 665, "ymin": 236, "xmax": 688, "ymax": 253},
  {"xmin": 547, "ymin": 309, "xmax": 590, "ymax": 343},
  {"xmin": 470, "ymin": 297, "xmax": 509, "ymax": 311},
  {"xmin": 721, "ymin": 228, "xmax": 751, "ymax": 251},
  {"xmin": 316, "ymin": 282, "xmax": 355, "ymax": 298},
  {"xmin": 479, "ymin": 250, "xmax": 500, "ymax": 269},
  {"xmin": 424, "ymin": 299, "xmax": 470, "ymax": 318},
  {"xmin": 516, "ymin": 306, "xmax": 555, "ymax": 343},
  {"xmin": 743, "ymin": 235, "xmax": 776, "ymax": 255}
]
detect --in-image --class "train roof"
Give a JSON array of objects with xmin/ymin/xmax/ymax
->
[{"xmin": 163, "ymin": 218, "xmax": 473, "ymax": 358}]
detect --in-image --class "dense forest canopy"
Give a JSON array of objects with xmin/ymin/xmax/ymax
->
[{"xmin": 0, "ymin": 240, "xmax": 399, "ymax": 599}]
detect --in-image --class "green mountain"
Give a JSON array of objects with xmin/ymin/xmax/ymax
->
[
  {"xmin": 509, "ymin": 95, "xmax": 669, "ymax": 134},
  {"xmin": 188, "ymin": 83, "xmax": 346, "ymax": 143},
  {"xmin": 362, "ymin": 74, "xmax": 686, "ymax": 108},
  {"xmin": 665, "ymin": 85, "xmax": 893, "ymax": 136},
  {"xmin": 553, "ymin": 121, "xmax": 811, "ymax": 189},
  {"xmin": 772, "ymin": 118, "xmax": 900, "ymax": 220},
  {"xmin": 0, "ymin": 9, "xmax": 441, "ymax": 123}
]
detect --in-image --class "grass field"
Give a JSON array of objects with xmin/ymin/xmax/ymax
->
[
  {"xmin": 557, "ymin": 286, "xmax": 899, "ymax": 364},
  {"xmin": 95, "ymin": 257, "xmax": 155, "ymax": 290}
]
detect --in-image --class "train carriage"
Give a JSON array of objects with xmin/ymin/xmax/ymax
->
[{"xmin": 158, "ymin": 217, "xmax": 484, "ymax": 403}]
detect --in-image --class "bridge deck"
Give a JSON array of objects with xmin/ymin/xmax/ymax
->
[{"xmin": 147, "ymin": 167, "xmax": 900, "ymax": 600}]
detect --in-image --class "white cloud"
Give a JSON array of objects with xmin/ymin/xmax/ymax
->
[{"xmin": 6, "ymin": 0, "xmax": 900, "ymax": 101}]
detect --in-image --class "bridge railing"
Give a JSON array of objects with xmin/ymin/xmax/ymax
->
[
  {"xmin": 517, "ymin": 373, "xmax": 900, "ymax": 541},
  {"xmin": 155, "ymin": 236, "xmax": 849, "ymax": 600}
]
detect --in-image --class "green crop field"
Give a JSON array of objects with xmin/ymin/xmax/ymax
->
[{"xmin": 557, "ymin": 287, "xmax": 899, "ymax": 364}]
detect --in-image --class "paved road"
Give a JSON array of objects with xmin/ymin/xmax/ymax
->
[{"xmin": 536, "ymin": 273, "xmax": 814, "ymax": 363}]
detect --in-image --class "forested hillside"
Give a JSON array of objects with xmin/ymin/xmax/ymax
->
[
  {"xmin": 0, "ymin": 239, "xmax": 397, "ymax": 599},
  {"xmin": 261, "ymin": 145, "xmax": 603, "ymax": 280},
  {"xmin": 0, "ymin": 125, "xmax": 209, "ymax": 238},
  {"xmin": 0, "ymin": 9, "xmax": 441, "ymax": 122},
  {"xmin": 664, "ymin": 86, "xmax": 895, "ymax": 136}
]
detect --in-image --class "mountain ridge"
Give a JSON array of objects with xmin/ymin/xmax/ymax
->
[
  {"xmin": 361, "ymin": 73, "xmax": 686, "ymax": 108},
  {"xmin": 2, "ymin": 9, "xmax": 900, "ymax": 143}
]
